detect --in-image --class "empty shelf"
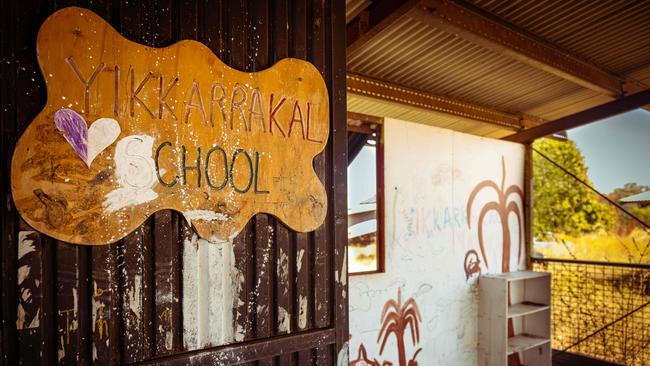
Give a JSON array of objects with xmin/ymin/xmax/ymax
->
[
  {"xmin": 507, "ymin": 334, "xmax": 550, "ymax": 355},
  {"xmin": 508, "ymin": 303, "xmax": 550, "ymax": 318},
  {"xmin": 483, "ymin": 271, "xmax": 549, "ymax": 281}
]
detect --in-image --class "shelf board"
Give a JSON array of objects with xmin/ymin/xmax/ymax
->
[
  {"xmin": 508, "ymin": 302, "xmax": 550, "ymax": 318},
  {"xmin": 507, "ymin": 334, "xmax": 550, "ymax": 355},
  {"xmin": 482, "ymin": 270, "xmax": 549, "ymax": 281}
]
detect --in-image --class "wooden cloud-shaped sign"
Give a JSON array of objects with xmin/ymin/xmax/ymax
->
[{"xmin": 11, "ymin": 7, "xmax": 329, "ymax": 245}]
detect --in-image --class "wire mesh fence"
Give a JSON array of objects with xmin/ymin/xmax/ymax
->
[{"xmin": 532, "ymin": 258, "xmax": 650, "ymax": 365}]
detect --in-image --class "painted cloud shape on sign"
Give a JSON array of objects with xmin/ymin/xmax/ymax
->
[{"xmin": 10, "ymin": 7, "xmax": 329, "ymax": 245}]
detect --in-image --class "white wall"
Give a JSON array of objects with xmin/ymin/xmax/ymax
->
[{"xmin": 349, "ymin": 118, "xmax": 526, "ymax": 366}]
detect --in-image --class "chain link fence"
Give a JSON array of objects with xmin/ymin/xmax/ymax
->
[{"xmin": 532, "ymin": 258, "xmax": 650, "ymax": 365}]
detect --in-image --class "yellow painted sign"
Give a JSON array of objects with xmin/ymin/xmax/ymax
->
[{"xmin": 11, "ymin": 7, "xmax": 329, "ymax": 244}]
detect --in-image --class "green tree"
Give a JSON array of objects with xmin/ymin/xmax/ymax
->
[{"xmin": 533, "ymin": 138, "xmax": 615, "ymax": 239}]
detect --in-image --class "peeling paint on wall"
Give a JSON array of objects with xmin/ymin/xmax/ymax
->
[
  {"xmin": 298, "ymin": 295, "xmax": 308, "ymax": 330},
  {"xmin": 296, "ymin": 249, "xmax": 305, "ymax": 272},
  {"xmin": 16, "ymin": 231, "xmax": 40, "ymax": 330},
  {"xmin": 277, "ymin": 306, "xmax": 291, "ymax": 333},
  {"xmin": 182, "ymin": 233, "xmax": 236, "ymax": 350}
]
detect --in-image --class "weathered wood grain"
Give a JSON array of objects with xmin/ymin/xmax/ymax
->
[{"xmin": 11, "ymin": 6, "xmax": 329, "ymax": 245}]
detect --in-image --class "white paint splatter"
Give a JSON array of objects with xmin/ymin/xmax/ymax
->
[
  {"xmin": 17, "ymin": 266, "xmax": 31, "ymax": 287},
  {"xmin": 337, "ymin": 341, "xmax": 349, "ymax": 366},
  {"xmin": 277, "ymin": 248, "xmax": 289, "ymax": 284},
  {"xmin": 16, "ymin": 231, "xmax": 39, "ymax": 330},
  {"xmin": 182, "ymin": 234, "xmax": 236, "ymax": 350},
  {"xmin": 341, "ymin": 250, "xmax": 347, "ymax": 286},
  {"xmin": 298, "ymin": 295, "xmax": 307, "ymax": 330},
  {"xmin": 127, "ymin": 275, "xmax": 142, "ymax": 327},
  {"xmin": 277, "ymin": 306, "xmax": 291, "ymax": 333},
  {"xmin": 18, "ymin": 231, "xmax": 36, "ymax": 259},
  {"xmin": 183, "ymin": 210, "xmax": 229, "ymax": 227},
  {"xmin": 104, "ymin": 135, "xmax": 158, "ymax": 213},
  {"xmin": 16, "ymin": 304, "xmax": 28, "ymax": 330},
  {"xmin": 296, "ymin": 249, "xmax": 305, "ymax": 272},
  {"xmin": 58, "ymin": 336, "xmax": 65, "ymax": 361}
]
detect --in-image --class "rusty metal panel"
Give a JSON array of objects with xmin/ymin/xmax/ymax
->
[{"xmin": 1, "ymin": 0, "xmax": 347, "ymax": 364}]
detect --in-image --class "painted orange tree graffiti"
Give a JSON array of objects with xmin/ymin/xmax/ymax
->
[
  {"xmin": 377, "ymin": 288, "xmax": 422, "ymax": 366},
  {"xmin": 466, "ymin": 156, "xmax": 523, "ymax": 272}
]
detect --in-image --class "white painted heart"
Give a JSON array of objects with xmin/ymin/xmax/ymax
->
[
  {"xmin": 86, "ymin": 118, "xmax": 121, "ymax": 167},
  {"xmin": 54, "ymin": 109, "xmax": 121, "ymax": 167}
]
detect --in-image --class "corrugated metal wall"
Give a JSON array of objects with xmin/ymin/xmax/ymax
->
[{"xmin": 0, "ymin": 1, "xmax": 348, "ymax": 365}]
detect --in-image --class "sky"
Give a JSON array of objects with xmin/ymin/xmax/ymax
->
[
  {"xmin": 348, "ymin": 145, "xmax": 376, "ymax": 212},
  {"xmin": 568, "ymin": 109, "xmax": 650, "ymax": 194}
]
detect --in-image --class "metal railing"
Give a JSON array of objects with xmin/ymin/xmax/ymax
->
[{"xmin": 532, "ymin": 257, "xmax": 650, "ymax": 365}]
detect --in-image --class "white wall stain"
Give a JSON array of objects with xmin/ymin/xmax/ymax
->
[{"xmin": 104, "ymin": 135, "xmax": 158, "ymax": 213}]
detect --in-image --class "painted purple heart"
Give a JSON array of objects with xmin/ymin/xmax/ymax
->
[{"xmin": 54, "ymin": 108, "xmax": 88, "ymax": 163}]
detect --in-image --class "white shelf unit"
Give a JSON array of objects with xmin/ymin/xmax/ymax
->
[{"xmin": 478, "ymin": 271, "xmax": 551, "ymax": 366}]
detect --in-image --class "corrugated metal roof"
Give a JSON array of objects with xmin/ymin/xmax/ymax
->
[
  {"xmin": 348, "ymin": 93, "xmax": 513, "ymax": 138},
  {"xmin": 346, "ymin": 0, "xmax": 372, "ymax": 24},
  {"xmin": 471, "ymin": 0, "xmax": 650, "ymax": 76},
  {"xmin": 348, "ymin": 15, "xmax": 589, "ymax": 117},
  {"xmin": 345, "ymin": 1, "xmax": 650, "ymax": 136}
]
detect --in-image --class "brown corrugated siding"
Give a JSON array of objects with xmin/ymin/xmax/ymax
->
[{"xmin": 1, "ymin": 1, "xmax": 347, "ymax": 365}]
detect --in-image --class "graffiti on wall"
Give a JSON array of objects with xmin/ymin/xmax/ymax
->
[
  {"xmin": 465, "ymin": 156, "xmax": 523, "ymax": 277},
  {"xmin": 351, "ymin": 288, "xmax": 422, "ymax": 366}
]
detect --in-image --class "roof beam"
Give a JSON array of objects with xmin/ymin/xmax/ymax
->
[
  {"xmin": 503, "ymin": 88, "xmax": 650, "ymax": 143},
  {"xmin": 410, "ymin": 0, "xmax": 623, "ymax": 97},
  {"xmin": 347, "ymin": 73, "xmax": 542, "ymax": 130},
  {"xmin": 347, "ymin": 0, "xmax": 421, "ymax": 56},
  {"xmin": 347, "ymin": 111, "xmax": 384, "ymax": 125}
]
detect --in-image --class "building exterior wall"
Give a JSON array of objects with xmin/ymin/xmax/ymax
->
[
  {"xmin": 349, "ymin": 118, "xmax": 526, "ymax": 366},
  {"xmin": 0, "ymin": 1, "xmax": 347, "ymax": 364}
]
